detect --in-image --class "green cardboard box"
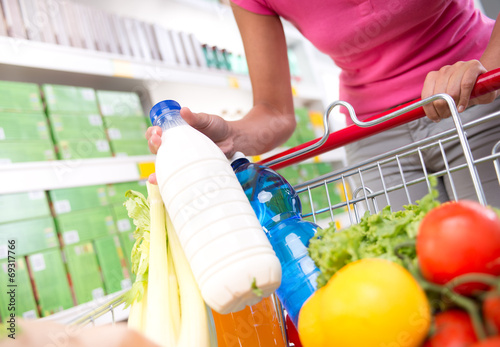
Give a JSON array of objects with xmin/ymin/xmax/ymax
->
[
  {"xmin": 118, "ymin": 232, "xmax": 136, "ymax": 277},
  {"xmin": 49, "ymin": 185, "xmax": 109, "ymax": 215},
  {"xmin": 0, "ymin": 113, "xmax": 50, "ymax": 140},
  {"xmin": 55, "ymin": 206, "xmax": 116, "ymax": 246},
  {"xmin": 107, "ymin": 180, "xmax": 148, "ymax": 205},
  {"xmin": 104, "ymin": 116, "xmax": 149, "ymax": 140},
  {"xmin": 0, "ymin": 141, "xmax": 56, "ymax": 163},
  {"xmin": 64, "ymin": 242, "xmax": 105, "ymax": 304},
  {"xmin": 0, "ymin": 258, "xmax": 38, "ymax": 320},
  {"xmin": 42, "ymin": 84, "xmax": 99, "ymax": 114},
  {"xmin": 96, "ymin": 90, "xmax": 144, "ymax": 117},
  {"xmin": 0, "ymin": 191, "xmax": 50, "ymax": 224},
  {"xmin": 0, "ymin": 217, "xmax": 59, "ymax": 258},
  {"xmin": 48, "ymin": 113, "xmax": 106, "ymax": 142},
  {"xmin": 94, "ymin": 235, "xmax": 131, "ymax": 294},
  {"xmin": 111, "ymin": 203, "xmax": 134, "ymax": 233},
  {"xmin": 295, "ymin": 107, "xmax": 316, "ymax": 144},
  {"xmin": 27, "ymin": 249, "xmax": 74, "ymax": 316},
  {"xmin": 109, "ymin": 139, "xmax": 150, "ymax": 157},
  {"xmin": 56, "ymin": 139, "xmax": 112, "ymax": 160},
  {"xmin": 0, "ymin": 81, "xmax": 43, "ymax": 112}
]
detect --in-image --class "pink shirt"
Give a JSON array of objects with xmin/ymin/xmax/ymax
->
[{"xmin": 231, "ymin": 0, "xmax": 495, "ymax": 120}]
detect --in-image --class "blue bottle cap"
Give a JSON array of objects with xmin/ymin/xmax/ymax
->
[{"xmin": 149, "ymin": 100, "xmax": 181, "ymax": 125}]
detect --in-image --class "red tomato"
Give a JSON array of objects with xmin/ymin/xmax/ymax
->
[
  {"xmin": 417, "ymin": 200, "xmax": 500, "ymax": 295},
  {"xmin": 285, "ymin": 314, "xmax": 303, "ymax": 347},
  {"xmin": 422, "ymin": 310, "xmax": 477, "ymax": 347},
  {"xmin": 469, "ymin": 337, "xmax": 500, "ymax": 347},
  {"xmin": 484, "ymin": 292, "xmax": 500, "ymax": 335}
]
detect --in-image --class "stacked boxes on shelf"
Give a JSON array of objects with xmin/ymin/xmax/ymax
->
[
  {"xmin": 0, "ymin": 0, "xmax": 248, "ymax": 75},
  {"xmin": 50, "ymin": 183, "xmax": 133, "ymax": 303},
  {"xmin": 0, "ymin": 81, "xmax": 56, "ymax": 163},
  {"xmin": 43, "ymin": 84, "xmax": 112, "ymax": 160},
  {"xmin": 50, "ymin": 185, "xmax": 115, "ymax": 245},
  {"xmin": 97, "ymin": 90, "xmax": 150, "ymax": 157},
  {"xmin": 63, "ymin": 242, "xmax": 105, "ymax": 305},
  {"xmin": 27, "ymin": 249, "xmax": 74, "ymax": 317},
  {"xmin": 0, "ymin": 180, "xmax": 145, "ymax": 321},
  {"xmin": 0, "ymin": 191, "xmax": 69, "ymax": 318}
]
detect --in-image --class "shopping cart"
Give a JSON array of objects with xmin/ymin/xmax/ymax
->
[{"xmin": 65, "ymin": 68, "xmax": 500, "ymax": 346}]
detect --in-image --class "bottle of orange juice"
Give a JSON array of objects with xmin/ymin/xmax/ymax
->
[{"xmin": 212, "ymin": 296, "xmax": 287, "ymax": 347}]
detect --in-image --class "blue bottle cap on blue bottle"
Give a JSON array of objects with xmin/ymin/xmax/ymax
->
[{"xmin": 150, "ymin": 100, "xmax": 181, "ymax": 126}]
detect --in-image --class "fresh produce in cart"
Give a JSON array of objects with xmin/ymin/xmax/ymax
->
[
  {"xmin": 298, "ymin": 258, "xmax": 431, "ymax": 347},
  {"xmin": 417, "ymin": 200, "xmax": 500, "ymax": 295},
  {"xmin": 300, "ymin": 187, "xmax": 500, "ymax": 347}
]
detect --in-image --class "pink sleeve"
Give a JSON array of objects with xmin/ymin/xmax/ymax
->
[{"xmin": 230, "ymin": 0, "xmax": 276, "ymax": 15}]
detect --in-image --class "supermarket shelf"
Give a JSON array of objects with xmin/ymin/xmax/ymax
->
[
  {"xmin": 0, "ymin": 155, "xmax": 155, "ymax": 194},
  {"xmin": 0, "ymin": 36, "xmax": 322, "ymax": 102},
  {"xmin": 42, "ymin": 290, "xmax": 129, "ymax": 326}
]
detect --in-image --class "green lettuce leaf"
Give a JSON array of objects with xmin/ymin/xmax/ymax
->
[
  {"xmin": 309, "ymin": 188, "xmax": 440, "ymax": 288},
  {"xmin": 123, "ymin": 190, "xmax": 151, "ymax": 306}
]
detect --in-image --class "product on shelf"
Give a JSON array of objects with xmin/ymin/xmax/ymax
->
[
  {"xmin": 169, "ymin": 30, "xmax": 188, "ymax": 66},
  {"xmin": 0, "ymin": 80, "xmax": 43, "ymax": 112},
  {"xmin": 1, "ymin": 0, "xmax": 27, "ymax": 39},
  {"xmin": 56, "ymin": 139, "xmax": 112, "ymax": 160},
  {"xmin": 63, "ymin": 242, "xmax": 105, "ymax": 305},
  {"xmin": 96, "ymin": 90, "xmax": 144, "ymax": 117},
  {"xmin": 117, "ymin": 232, "xmax": 135, "ymax": 278},
  {"xmin": 27, "ymin": 249, "xmax": 74, "ymax": 317},
  {"xmin": 107, "ymin": 180, "xmax": 148, "ymax": 205},
  {"xmin": 0, "ymin": 258, "xmax": 38, "ymax": 320},
  {"xmin": 0, "ymin": 191, "xmax": 50, "ymax": 224},
  {"xmin": 104, "ymin": 116, "xmax": 148, "ymax": 140},
  {"xmin": 295, "ymin": 107, "xmax": 316, "ymax": 143},
  {"xmin": 152, "ymin": 24, "xmax": 177, "ymax": 65},
  {"xmin": 0, "ymin": 112, "xmax": 50, "ymax": 140},
  {"xmin": 0, "ymin": 217, "xmax": 59, "ymax": 258},
  {"xmin": 0, "ymin": 140, "xmax": 56, "ymax": 163},
  {"xmin": 54, "ymin": 205, "xmax": 116, "ymax": 246},
  {"xmin": 93, "ymin": 235, "xmax": 131, "ymax": 294},
  {"xmin": 49, "ymin": 185, "xmax": 109, "ymax": 214},
  {"xmin": 111, "ymin": 203, "xmax": 133, "ymax": 234},
  {"xmin": 109, "ymin": 139, "xmax": 150, "ymax": 157},
  {"xmin": 0, "ymin": 1, "xmax": 7, "ymax": 37},
  {"xmin": 48, "ymin": 113, "xmax": 106, "ymax": 143},
  {"xmin": 42, "ymin": 84, "xmax": 99, "ymax": 114}
]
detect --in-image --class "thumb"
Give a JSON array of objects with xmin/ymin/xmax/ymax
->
[{"xmin": 180, "ymin": 107, "xmax": 212, "ymax": 130}]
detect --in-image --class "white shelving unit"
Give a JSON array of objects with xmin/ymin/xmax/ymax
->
[{"xmin": 0, "ymin": 155, "xmax": 155, "ymax": 194}]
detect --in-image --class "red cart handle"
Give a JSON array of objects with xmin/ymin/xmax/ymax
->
[{"xmin": 259, "ymin": 68, "xmax": 500, "ymax": 170}]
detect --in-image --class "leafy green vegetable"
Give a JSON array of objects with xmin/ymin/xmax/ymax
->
[
  {"xmin": 309, "ymin": 188, "xmax": 440, "ymax": 288},
  {"xmin": 251, "ymin": 278, "xmax": 263, "ymax": 297},
  {"xmin": 123, "ymin": 190, "xmax": 150, "ymax": 306}
]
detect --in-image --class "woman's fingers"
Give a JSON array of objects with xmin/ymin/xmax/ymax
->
[
  {"xmin": 146, "ymin": 126, "xmax": 162, "ymax": 154},
  {"xmin": 148, "ymin": 173, "xmax": 157, "ymax": 185},
  {"xmin": 422, "ymin": 60, "xmax": 488, "ymax": 122}
]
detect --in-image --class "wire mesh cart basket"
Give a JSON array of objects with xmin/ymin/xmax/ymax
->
[{"xmin": 61, "ymin": 69, "xmax": 500, "ymax": 346}]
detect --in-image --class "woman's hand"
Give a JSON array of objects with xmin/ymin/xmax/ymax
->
[
  {"xmin": 146, "ymin": 107, "xmax": 232, "ymax": 184},
  {"xmin": 422, "ymin": 60, "xmax": 498, "ymax": 122}
]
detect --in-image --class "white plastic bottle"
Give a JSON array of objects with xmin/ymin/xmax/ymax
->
[{"xmin": 150, "ymin": 100, "xmax": 282, "ymax": 314}]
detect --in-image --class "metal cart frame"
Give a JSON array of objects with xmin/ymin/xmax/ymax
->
[{"xmin": 65, "ymin": 69, "xmax": 500, "ymax": 347}]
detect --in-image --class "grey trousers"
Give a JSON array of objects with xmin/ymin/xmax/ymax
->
[{"xmin": 345, "ymin": 98, "xmax": 500, "ymax": 211}]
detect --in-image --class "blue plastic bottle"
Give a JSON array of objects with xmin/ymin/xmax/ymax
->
[{"xmin": 231, "ymin": 154, "xmax": 320, "ymax": 327}]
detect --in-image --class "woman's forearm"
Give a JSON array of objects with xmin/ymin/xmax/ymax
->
[
  {"xmin": 480, "ymin": 13, "xmax": 500, "ymax": 71},
  {"xmin": 229, "ymin": 102, "xmax": 296, "ymax": 156}
]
